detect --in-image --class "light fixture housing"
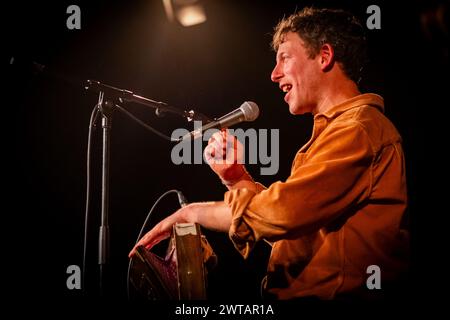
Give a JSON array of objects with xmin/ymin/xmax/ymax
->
[{"xmin": 163, "ymin": 0, "xmax": 207, "ymax": 27}]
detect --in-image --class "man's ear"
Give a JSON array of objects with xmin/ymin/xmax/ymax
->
[{"xmin": 318, "ymin": 43, "xmax": 335, "ymax": 72}]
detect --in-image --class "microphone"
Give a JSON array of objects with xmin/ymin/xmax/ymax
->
[{"xmin": 182, "ymin": 101, "xmax": 259, "ymax": 141}]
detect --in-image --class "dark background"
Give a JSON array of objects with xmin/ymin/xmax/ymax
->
[{"xmin": 6, "ymin": 0, "xmax": 447, "ymax": 310}]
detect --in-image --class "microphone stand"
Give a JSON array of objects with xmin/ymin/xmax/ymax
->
[
  {"xmin": 84, "ymin": 80, "xmax": 210, "ymax": 297},
  {"xmin": 98, "ymin": 91, "xmax": 113, "ymax": 297},
  {"xmin": 85, "ymin": 80, "xmax": 211, "ymax": 123}
]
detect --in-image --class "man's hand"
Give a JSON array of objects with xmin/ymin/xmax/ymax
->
[
  {"xmin": 128, "ymin": 205, "xmax": 193, "ymax": 257},
  {"xmin": 128, "ymin": 202, "xmax": 232, "ymax": 258},
  {"xmin": 204, "ymin": 129, "xmax": 247, "ymax": 185}
]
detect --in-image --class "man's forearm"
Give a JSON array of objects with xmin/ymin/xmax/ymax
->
[
  {"xmin": 186, "ymin": 201, "xmax": 232, "ymax": 233},
  {"xmin": 129, "ymin": 201, "xmax": 233, "ymax": 256}
]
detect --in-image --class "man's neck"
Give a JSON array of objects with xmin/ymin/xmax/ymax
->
[{"xmin": 313, "ymin": 77, "xmax": 361, "ymax": 115}]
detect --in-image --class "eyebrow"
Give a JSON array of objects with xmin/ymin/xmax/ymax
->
[{"xmin": 276, "ymin": 49, "xmax": 288, "ymax": 61}]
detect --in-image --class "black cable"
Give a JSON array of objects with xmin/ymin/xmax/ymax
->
[
  {"xmin": 82, "ymin": 104, "xmax": 100, "ymax": 294},
  {"xmin": 114, "ymin": 104, "xmax": 181, "ymax": 142},
  {"xmin": 126, "ymin": 189, "xmax": 187, "ymax": 300}
]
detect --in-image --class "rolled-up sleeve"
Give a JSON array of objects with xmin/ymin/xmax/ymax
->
[{"xmin": 225, "ymin": 122, "xmax": 375, "ymax": 257}]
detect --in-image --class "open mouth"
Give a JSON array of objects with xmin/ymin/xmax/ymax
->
[{"xmin": 281, "ymin": 84, "xmax": 292, "ymax": 93}]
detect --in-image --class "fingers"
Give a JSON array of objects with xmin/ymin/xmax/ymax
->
[
  {"xmin": 204, "ymin": 137, "xmax": 225, "ymax": 164},
  {"xmin": 129, "ymin": 208, "xmax": 189, "ymax": 258},
  {"xmin": 205, "ymin": 130, "xmax": 242, "ymax": 165},
  {"xmin": 128, "ymin": 229, "xmax": 171, "ymax": 257},
  {"xmin": 204, "ymin": 143, "xmax": 214, "ymax": 163},
  {"xmin": 208, "ymin": 129, "xmax": 229, "ymax": 148},
  {"xmin": 144, "ymin": 232, "xmax": 171, "ymax": 250},
  {"xmin": 128, "ymin": 219, "xmax": 171, "ymax": 257}
]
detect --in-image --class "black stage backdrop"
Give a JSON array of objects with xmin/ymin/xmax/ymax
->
[{"xmin": 6, "ymin": 0, "xmax": 447, "ymax": 315}]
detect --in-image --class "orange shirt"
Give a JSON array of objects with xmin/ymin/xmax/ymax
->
[{"xmin": 224, "ymin": 93, "xmax": 410, "ymax": 299}]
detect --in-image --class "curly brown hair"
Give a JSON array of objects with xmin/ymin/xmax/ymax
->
[{"xmin": 272, "ymin": 7, "xmax": 368, "ymax": 83}]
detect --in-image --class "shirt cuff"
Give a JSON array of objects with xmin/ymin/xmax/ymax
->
[{"xmin": 224, "ymin": 188, "xmax": 258, "ymax": 258}]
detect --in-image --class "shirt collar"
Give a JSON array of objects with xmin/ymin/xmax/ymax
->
[{"xmin": 315, "ymin": 93, "xmax": 384, "ymax": 120}]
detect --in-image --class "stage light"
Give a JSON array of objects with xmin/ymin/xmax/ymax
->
[{"xmin": 162, "ymin": 0, "xmax": 207, "ymax": 27}]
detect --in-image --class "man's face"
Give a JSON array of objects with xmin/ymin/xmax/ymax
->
[{"xmin": 271, "ymin": 32, "xmax": 322, "ymax": 115}]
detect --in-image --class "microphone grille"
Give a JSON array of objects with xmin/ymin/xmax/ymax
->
[{"xmin": 240, "ymin": 101, "xmax": 260, "ymax": 121}]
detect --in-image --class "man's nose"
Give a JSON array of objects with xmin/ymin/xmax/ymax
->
[{"xmin": 271, "ymin": 63, "xmax": 282, "ymax": 82}]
